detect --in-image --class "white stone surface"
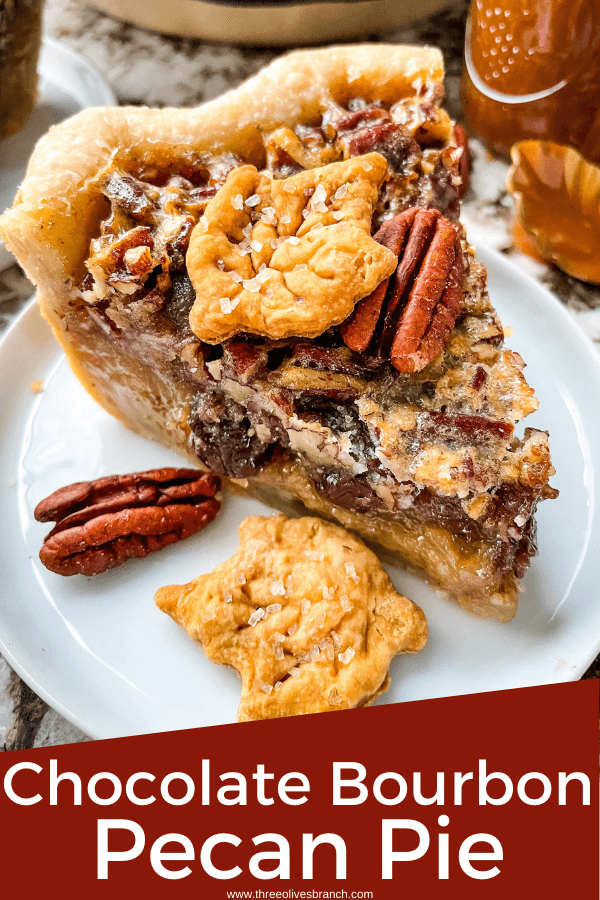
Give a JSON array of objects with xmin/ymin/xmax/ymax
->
[
  {"xmin": 0, "ymin": 657, "xmax": 16, "ymax": 750},
  {"xmin": 33, "ymin": 709, "xmax": 90, "ymax": 748}
]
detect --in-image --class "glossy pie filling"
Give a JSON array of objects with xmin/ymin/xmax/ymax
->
[{"xmin": 71, "ymin": 95, "xmax": 555, "ymax": 595}]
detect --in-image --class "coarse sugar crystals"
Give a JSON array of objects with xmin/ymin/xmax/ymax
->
[
  {"xmin": 270, "ymin": 579, "xmax": 286, "ymax": 596},
  {"xmin": 248, "ymin": 607, "xmax": 266, "ymax": 626},
  {"xmin": 219, "ymin": 296, "xmax": 240, "ymax": 315},
  {"xmin": 305, "ymin": 550, "xmax": 324, "ymax": 561}
]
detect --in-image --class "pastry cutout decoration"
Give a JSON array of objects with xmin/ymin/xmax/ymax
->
[
  {"xmin": 156, "ymin": 515, "xmax": 427, "ymax": 721},
  {"xmin": 186, "ymin": 154, "xmax": 397, "ymax": 342}
]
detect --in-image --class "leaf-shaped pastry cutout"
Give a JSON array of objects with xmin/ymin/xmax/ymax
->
[
  {"xmin": 185, "ymin": 154, "xmax": 397, "ymax": 343},
  {"xmin": 507, "ymin": 141, "xmax": 600, "ymax": 284}
]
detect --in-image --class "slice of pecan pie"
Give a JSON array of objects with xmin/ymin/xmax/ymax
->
[{"xmin": 0, "ymin": 45, "xmax": 556, "ymax": 622}]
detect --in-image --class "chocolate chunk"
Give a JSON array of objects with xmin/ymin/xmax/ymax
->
[
  {"xmin": 163, "ymin": 271, "xmax": 197, "ymax": 330},
  {"xmin": 189, "ymin": 393, "xmax": 279, "ymax": 478},
  {"xmin": 314, "ymin": 469, "xmax": 384, "ymax": 514}
]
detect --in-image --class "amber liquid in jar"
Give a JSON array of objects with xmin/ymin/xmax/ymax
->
[
  {"xmin": 462, "ymin": 0, "xmax": 600, "ymax": 163},
  {"xmin": 0, "ymin": 0, "xmax": 44, "ymax": 140}
]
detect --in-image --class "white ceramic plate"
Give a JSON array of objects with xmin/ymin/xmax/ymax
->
[
  {"xmin": 0, "ymin": 38, "xmax": 116, "ymax": 269},
  {"xmin": 1, "ymin": 248, "xmax": 599, "ymax": 738},
  {"xmin": 89, "ymin": 0, "xmax": 449, "ymax": 45}
]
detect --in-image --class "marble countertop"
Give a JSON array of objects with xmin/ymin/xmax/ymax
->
[{"xmin": 1, "ymin": 0, "xmax": 598, "ymax": 751}]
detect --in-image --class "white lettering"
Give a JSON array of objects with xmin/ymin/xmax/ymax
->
[
  {"xmin": 249, "ymin": 833, "xmax": 290, "ymax": 880},
  {"xmin": 160, "ymin": 772, "xmax": 195, "ymax": 806},
  {"xmin": 381, "ymin": 819, "xmax": 430, "ymax": 878},
  {"xmin": 125, "ymin": 773, "xmax": 155, "ymax": 805},
  {"xmin": 458, "ymin": 834, "xmax": 502, "ymax": 880},
  {"xmin": 333, "ymin": 763, "xmax": 368, "ymax": 805},
  {"xmin": 4, "ymin": 762, "xmax": 42, "ymax": 805},
  {"xmin": 97, "ymin": 819, "xmax": 145, "ymax": 879},
  {"xmin": 200, "ymin": 833, "xmax": 241, "ymax": 879},
  {"xmin": 302, "ymin": 833, "xmax": 346, "ymax": 879},
  {"xmin": 150, "ymin": 834, "xmax": 194, "ymax": 880}
]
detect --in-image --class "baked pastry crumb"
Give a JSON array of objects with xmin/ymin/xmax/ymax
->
[{"xmin": 155, "ymin": 514, "xmax": 427, "ymax": 721}]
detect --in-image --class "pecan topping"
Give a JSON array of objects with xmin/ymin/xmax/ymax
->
[
  {"xmin": 340, "ymin": 121, "xmax": 419, "ymax": 175},
  {"xmin": 35, "ymin": 468, "xmax": 220, "ymax": 576},
  {"xmin": 222, "ymin": 340, "xmax": 268, "ymax": 383},
  {"xmin": 417, "ymin": 411, "xmax": 514, "ymax": 445},
  {"xmin": 104, "ymin": 174, "xmax": 158, "ymax": 220},
  {"xmin": 272, "ymin": 361, "xmax": 363, "ymax": 402},
  {"xmin": 288, "ymin": 342, "xmax": 369, "ymax": 379},
  {"xmin": 453, "ymin": 124, "xmax": 470, "ymax": 199},
  {"xmin": 470, "ymin": 365, "xmax": 488, "ymax": 391},
  {"xmin": 334, "ymin": 107, "xmax": 391, "ymax": 133},
  {"xmin": 341, "ymin": 207, "xmax": 463, "ymax": 374}
]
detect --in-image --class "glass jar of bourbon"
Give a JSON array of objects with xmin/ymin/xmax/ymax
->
[
  {"xmin": 462, "ymin": 0, "xmax": 600, "ymax": 163},
  {"xmin": 0, "ymin": 0, "xmax": 44, "ymax": 140}
]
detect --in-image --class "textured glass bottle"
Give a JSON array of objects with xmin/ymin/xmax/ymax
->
[
  {"xmin": 462, "ymin": 0, "xmax": 600, "ymax": 163},
  {"xmin": 0, "ymin": 0, "xmax": 44, "ymax": 140}
]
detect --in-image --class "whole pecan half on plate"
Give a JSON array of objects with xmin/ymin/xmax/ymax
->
[
  {"xmin": 34, "ymin": 468, "xmax": 220, "ymax": 576},
  {"xmin": 341, "ymin": 207, "xmax": 463, "ymax": 374}
]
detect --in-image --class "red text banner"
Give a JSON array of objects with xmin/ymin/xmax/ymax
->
[{"xmin": 1, "ymin": 681, "xmax": 598, "ymax": 898}]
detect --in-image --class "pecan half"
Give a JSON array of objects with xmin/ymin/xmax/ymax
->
[
  {"xmin": 341, "ymin": 207, "xmax": 463, "ymax": 374},
  {"xmin": 222, "ymin": 340, "xmax": 268, "ymax": 383},
  {"xmin": 35, "ymin": 468, "xmax": 220, "ymax": 576},
  {"xmin": 334, "ymin": 107, "xmax": 391, "ymax": 134},
  {"xmin": 341, "ymin": 121, "xmax": 420, "ymax": 175}
]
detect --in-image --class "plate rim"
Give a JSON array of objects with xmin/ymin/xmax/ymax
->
[
  {"xmin": 1, "ymin": 247, "xmax": 600, "ymax": 739},
  {"xmin": 39, "ymin": 36, "xmax": 118, "ymax": 108}
]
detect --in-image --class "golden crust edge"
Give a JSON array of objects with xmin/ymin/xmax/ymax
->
[{"xmin": 0, "ymin": 44, "xmax": 443, "ymax": 281}]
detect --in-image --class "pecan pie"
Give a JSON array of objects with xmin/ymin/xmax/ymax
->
[{"xmin": 0, "ymin": 45, "xmax": 556, "ymax": 622}]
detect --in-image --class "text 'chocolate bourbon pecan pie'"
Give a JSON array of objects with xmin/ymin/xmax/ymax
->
[{"xmin": 0, "ymin": 44, "xmax": 556, "ymax": 622}]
